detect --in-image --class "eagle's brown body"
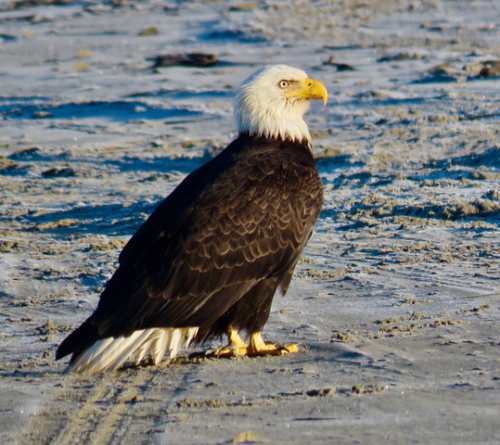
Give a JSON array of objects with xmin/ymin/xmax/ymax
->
[{"xmin": 56, "ymin": 133, "xmax": 323, "ymax": 365}]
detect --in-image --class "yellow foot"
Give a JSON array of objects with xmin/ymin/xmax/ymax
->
[
  {"xmin": 206, "ymin": 330, "xmax": 300, "ymax": 358},
  {"xmin": 247, "ymin": 332, "xmax": 299, "ymax": 357},
  {"xmin": 206, "ymin": 329, "xmax": 248, "ymax": 357}
]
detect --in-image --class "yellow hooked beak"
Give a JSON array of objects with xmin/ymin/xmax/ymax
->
[{"xmin": 284, "ymin": 78, "xmax": 328, "ymax": 106}]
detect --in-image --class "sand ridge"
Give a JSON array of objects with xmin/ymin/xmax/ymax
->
[{"xmin": 1, "ymin": 0, "xmax": 499, "ymax": 444}]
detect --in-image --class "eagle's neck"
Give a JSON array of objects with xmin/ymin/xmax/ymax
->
[
  {"xmin": 235, "ymin": 113, "xmax": 311, "ymax": 143},
  {"xmin": 239, "ymin": 131, "xmax": 312, "ymax": 150},
  {"xmin": 234, "ymin": 88, "xmax": 312, "ymax": 144}
]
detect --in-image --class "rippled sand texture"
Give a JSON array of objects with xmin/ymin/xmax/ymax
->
[{"xmin": 1, "ymin": 1, "xmax": 499, "ymax": 444}]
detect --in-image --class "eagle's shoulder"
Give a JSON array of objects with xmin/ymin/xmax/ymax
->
[{"xmin": 118, "ymin": 134, "xmax": 321, "ymax": 266}]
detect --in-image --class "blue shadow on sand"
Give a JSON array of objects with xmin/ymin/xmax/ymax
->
[{"xmin": 0, "ymin": 100, "xmax": 204, "ymax": 122}]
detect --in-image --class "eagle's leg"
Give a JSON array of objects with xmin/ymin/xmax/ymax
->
[
  {"xmin": 247, "ymin": 332, "xmax": 299, "ymax": 356},
  {"xmin": 207, "ymin": 330, "xmax": 299, "ymax": 357},
  {"xmin": 209, "ymin": 328, "xmax": 249, "ymax": 357}
]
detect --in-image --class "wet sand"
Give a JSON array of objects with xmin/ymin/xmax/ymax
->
[{"xmin": 1, "ymin": 1, "xmax": 499, "ymax": 444}]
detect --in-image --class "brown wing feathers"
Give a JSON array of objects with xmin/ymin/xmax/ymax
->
[{"xmin": 56, "ymin": 135, "xmax": 322, "ymax": 360}]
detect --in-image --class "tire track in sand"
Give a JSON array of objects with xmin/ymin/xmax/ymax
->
[{"xmin": 25, "ymin": 361, "xmax": 198, "ymax": 445}]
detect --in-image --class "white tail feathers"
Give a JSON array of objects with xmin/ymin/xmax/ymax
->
[{"xmin": 66, "ymin": 327, "xmax": 199, "ymax": 374}]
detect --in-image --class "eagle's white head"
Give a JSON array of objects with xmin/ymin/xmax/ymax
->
[{"xmin": 234, "ymin": 65, "xmax": 328, "ymax": 143}]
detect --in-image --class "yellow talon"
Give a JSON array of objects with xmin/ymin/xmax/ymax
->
[
  {"xmin": 206, "ymin": 329, "xmax": 249, "ymax": 357},
  {"xmin": 248, "ymin": 332, "xmax": 299, "ymax": 356},
  {"xmin": 206, "ymin": 330, "xmax": 300, "ymax": 358},
  {"xmin": 282, "ymin": 343, "xmax": 299, "ymax": 354}
]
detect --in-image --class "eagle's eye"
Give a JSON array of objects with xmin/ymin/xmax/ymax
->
[{"xmin": 278, "ymin": 80, "xmax": 290, "ymax": 89}]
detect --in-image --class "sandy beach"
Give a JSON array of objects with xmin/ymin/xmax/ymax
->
[{"xmin": 1, "ymin": 0, "xmax": 499, "ymax": 443}]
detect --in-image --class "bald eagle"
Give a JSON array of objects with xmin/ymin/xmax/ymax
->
[{"xmin": 56, "ymin": 65, "xmax": 327, "ymax": 373}]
